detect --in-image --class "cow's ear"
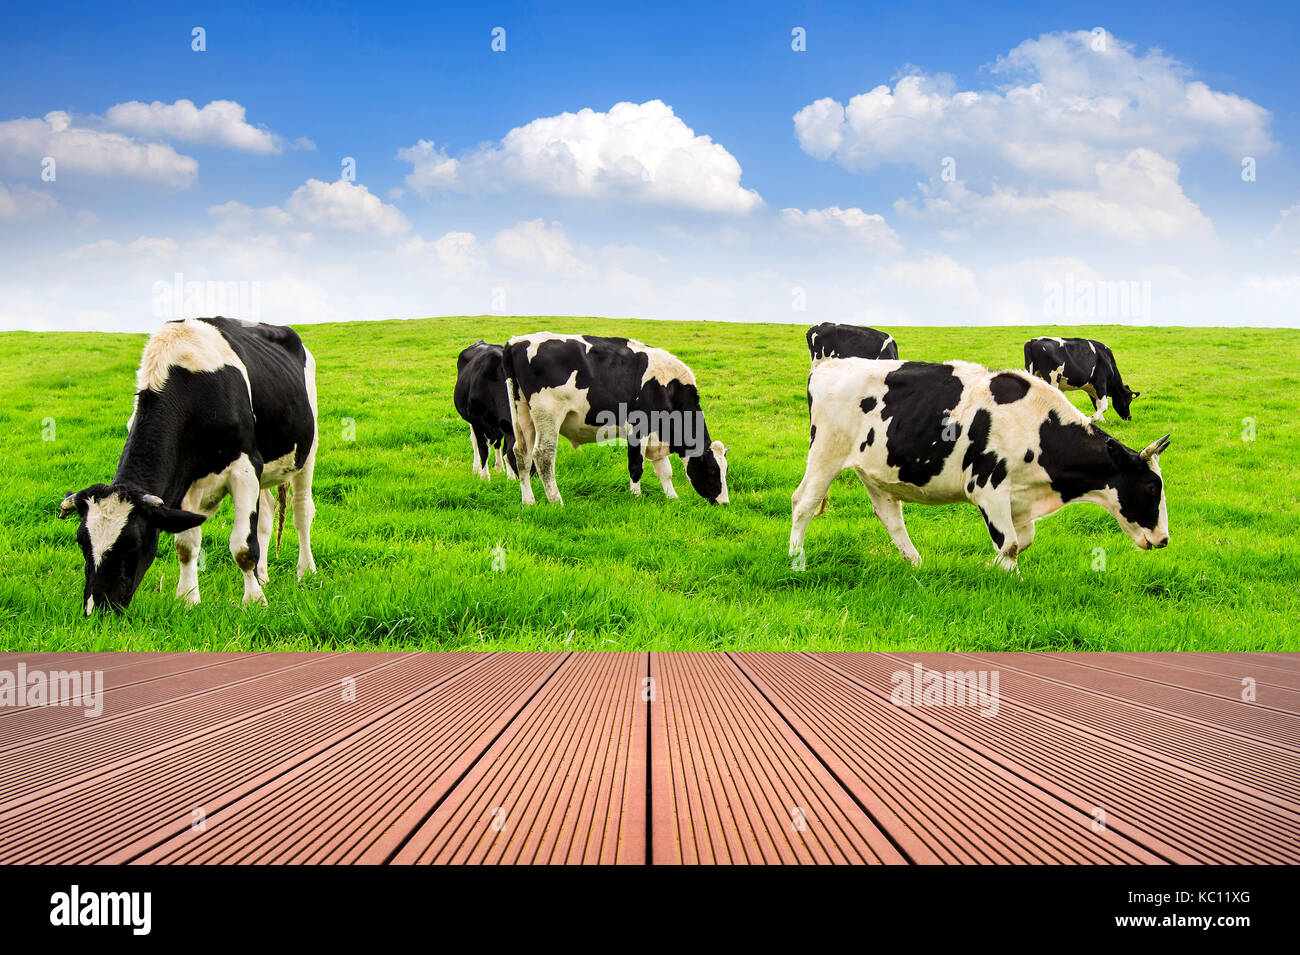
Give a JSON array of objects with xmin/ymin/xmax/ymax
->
[
  {"xmin": 1130, "ymin": 390, "xmax": 1140, "ymax": 399},
  {"xmin": 143, "ymin": 506, "xmax": 206, "ymax": 534},
  {"xmin": 59, "ymin": 492, "xmax": 78, "ymax": 519},
  {"xmin": 1105, "ymin": 437, "xmax": 1134, "ymax": 470}
]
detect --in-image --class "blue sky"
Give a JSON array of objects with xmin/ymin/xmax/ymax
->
[{"xmin": 3, "ymin": 0, "xmax": 1300, "ymax": 329}]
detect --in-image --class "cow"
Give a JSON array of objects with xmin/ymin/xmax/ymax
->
[
  {"xmin": 454, "ymin": 340, "xmax": 518, "ymax": 480},
  {"xmin": 59, "ymin": 317, "xmax": 318, "ymax": 614},
  {"xmin": 502, "ymin": 333, "xmax": 729, "ymax": 506},
  {"xmin": 1024, "ymin": 336, "xmax": 1139, "ymax": 422},
  {"xmin": 791, "ymin": 357, "xmax": 1170, "ymax": 572},
  {"xmin": 807, "ymin": 322, "xmax": 898, "ymax": 366}
]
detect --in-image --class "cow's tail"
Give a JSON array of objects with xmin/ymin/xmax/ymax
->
[{"xmin": 275, "ymin": 483, "xmax": 292, "ymax": 555}]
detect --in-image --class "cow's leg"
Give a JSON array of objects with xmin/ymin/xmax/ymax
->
[
  {"xmin": 1014, "ymin": 518, "xmax": 1036, "ymax": 556},
  {"xmin": 533, "ymin": 414, "xmax": 563, "ymax": 505},
  {"xmin": 174, "ymin": 486, "xmax": 215, "ymax": 606},
  {"xmin": 648, "ymin": 444, "xmax": 677, "ymax": 499},
  {"xmin": 502, "ymin": 434, "xmax": 519, "ymax": 480},
  {"xmin": 1089, "ymin": 395, "xmax": 1109, "ymax": 423},
  {"xmin": 228, "ymin": 455, "xmax": 267, "ymax": 605},
  {"xmin": 256, "ymin": 488, "xmax": 273, "ymax": 583},
  {"xmin": 864, "ymin": 483, "xmax": 921, "ymax": 567},
  {"xmin": 471, "ymin": 425, "xmax": 491, "ymax": 480},
  {"xmin": 292, "ymin": 450, "xmax": 317, "ymax": 581},
  {"xmin": 789, "ymin": 452, "xmax": 841, "ymax": 559},
  {"xmin": 975, "ymin": 492, "xmax": 1020, "ymax": 571},
  {"xmin": 512, "ymin": 399, "xmax": 538, "ymax": 506},
  {"xmin": 627, "ymin": 437, "xmax": 644, "ymax": 495}
]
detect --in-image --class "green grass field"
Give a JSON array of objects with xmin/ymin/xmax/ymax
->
[{"xmin": 1, "ymin": 317, "xmax": 1297, "ymax": 651}]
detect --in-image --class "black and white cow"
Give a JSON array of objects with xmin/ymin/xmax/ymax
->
[
  {"xmin": 806, "ymin": 322, "xmax": 898, "ymax": 366},
  {"xmin": 502, "ymin": 333, "xmax": 729, "ymax": 505},
  {"xmin": 59, "ymin": 317, "xmax": 318, "ymax": 613},
  {"xmin": 454, "ymin": 340, "xmax": 518, "ymax": 480},
  {"xmin": 1024, "ymin": 337, "xmax": 1139, "ymax": 422},
  {"xmin": 791, "ymin": 358, "xmax": 1170, "ymax": 571}
]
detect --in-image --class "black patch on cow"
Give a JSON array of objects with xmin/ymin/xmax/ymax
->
[
  {"xmin": 866, "ymin": 428, "xmax": 875, "ymax": 446},
  {"xmin": 1024, "ymin": 449, "xmax": 1034, "ymax": 463},
  {"xmin": 808, "ymin": 323, "xmax": 898, "ymax": 363},
  {"xmin": 978, "ymin": 507, "xmax": 1005, "ymax": 549},
  {"xmin": 860, "ymin": 396, "xmax": 877, "ymax": 414},
  {"xmin": 966, "ymin": 480, "xmax": 975, "ymax": 494},
  {"xmin": 454, "ymin": 341, "xmax": 519, "ymax": 474},
  {"xmin": 1036, "ymin": 411, "xmax": 1163, "ymax": 530},
  {"xmin": 810, "ymin": 425, "xmax": 816, "ymax": 445},
  {"xmin": 880, "ymin": 362, "xmax": 964, "ymax": 487},
  {"xmin": 961, "ymin": 408, "xmax": 1008, "ymax": 490},
  {"xmin": 859, "ymin": 440, "xmax": 867, "ymax": 453},
  {"xmin": 989, "ymin": 373, "xmax": 1030, "ymax": 404}
]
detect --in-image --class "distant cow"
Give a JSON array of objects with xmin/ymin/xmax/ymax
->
[
  {"xmin": 454, "ymin": 340, "xmax": 518, "ymax": 479},
  {"xmin": 1024, "ymin": 337, "xmax": 1139, "ymax": 422},
  {"xmin": 791, "ymin": 357, "xmax": 1170, "ymax": 571},
  {"xmin": 59, "ymin": 317, "xmax": 318, "ymax": 613},
  {"xmin": 806, "ymin": 322, "xmax": 898, "ymax": 365},
  {"xmin": 503, "ymin": 333, "xmax": 729, "ymax": 505}
]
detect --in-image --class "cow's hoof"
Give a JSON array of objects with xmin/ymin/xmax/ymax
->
[
  {"xmin": 177, "ymin": 590, "xmax": 200, "ymax": 606},
  {"xmin": 242, "ymin": 592, "xmax": 268, "ymax": 607},
  {"xmin": 630, "ymin": 482, "xmax": 642, "ymax": 496}
]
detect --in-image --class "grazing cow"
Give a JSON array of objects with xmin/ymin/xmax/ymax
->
[
  {"xmin": 454, "ymin": 340, "xmax": 518, "ymax": 480},
  {"xmin": 791, "ymin": 358, "xmax": 1170, "ymax": 571},
  {"xmin": 59, "ymin": 317, "xmax": 318, "ymax": 613},
  {"xmin": 806, "ymin": 322, "xmax": 898, "ymax": 365},
  {"xmin": 1024, "ymin": 336, "xmax": 1139, "ymax": 422},
  {"xmin": 502, "ymin": 332, "xmax": 729, "ymax": 506}
]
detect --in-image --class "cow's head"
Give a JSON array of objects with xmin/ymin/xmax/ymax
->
[
  {"xmin": 1112, "ymin": 384, "xmax": 1141, "ymax": 420},
  {"xmin": 1104, "ymin": 434, "xmax": 1170, "ymax": 550},
  {"xmin": 59, "ymin": 484, "xmax": 205, "ymax": 615},
  {"xmin": 685, "ymin": 440, "xmax": 730, "ymax": 505}
]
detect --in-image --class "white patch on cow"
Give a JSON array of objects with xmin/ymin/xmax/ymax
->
[
  {"xmin": 126, "ymin": 393, "xmax": 138, "ymax": 432},
  {"xmin": 135, "ymin": 319, "xmax": 253, "ymax": 409},
  {"xmin": 628, "ymin": 339, "xmax": 695, "ymax": 388},
  {"xmin": 85, "ymin": 595, "xmax": 94, "ymax": 614},
  {"xmin": 85, "ymin": 493, "xmax": 133, "ymax": 568},
  {"xmin": 261, "ymin": 447, "xmax": 299, "ymax": 486}
]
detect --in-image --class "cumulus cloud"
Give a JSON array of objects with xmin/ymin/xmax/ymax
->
[
  {"xmin": 0, "ymin": 183, "xmax": 56, "ymax": 220},
  {"xmin": 284, "ymin": 179, "xmax": 410, "ymax": 235},
  {"xmin": 397, "ymin": 231, "xmax": 486, "ymax": 279},
  {"xmin": 399, "ymin": 100, "xmax": 762, "ymax": 213},
  {"xmin": 492, "ymin": 219, "xmax": 588, "ymax": 274},
  {"xmin": 105, "ymin": 99, "xmax": 279, "ymax": 154},
  {"xmin": 779, "ymin": 206, "xmax": 902, "ymax": 251},
  {"xmin": 794, "ymin": 29, "xmax": 1273, "ymax": 183},
  {"xmin": 896, "ymin": 149, "xmax": 1212, "ymax": 240},
  {"xmin": 65, "ymin": 236, "xmax": 179, "ymax": 259},
  {"xmin": 0, "ymin": 111, "xmax": 197, "ymax": 188},
  {"xmin": 208, "ymin": 199, "xmax": 294, "ymax": 231}
]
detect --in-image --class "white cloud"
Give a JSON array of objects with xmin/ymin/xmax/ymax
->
[
  {"xmin": 896, "ymin": 149, "xmax": 1212, "ymax": 240},
  {"xmin": 208, "ymin": 199, "xmax": 294, "ymax": 231},
  {"xmin": 65, "ymin": 235, "xmax": 179, "ymax": 259},
  {"xmin": 0, "ymin": 182, "xmax": 56, "ymax": 220},
  {"xmin": 291, "ymin": 136, "xmax": 317, "ymax": 152},
  {"xmin": 779, "ymin": 205, "xmax": 902, "ymax": 251},
  {"xmin": 284, "ymin": 179, "xmax": 410, "ymax": 235},
  {"xmin": 794, "ymin": 29, "xmax": 1273, "ymax": 183},
  {"xmin": 397, "ymin": 231, "xmax": 486, "ymax": 279},
  {"xmin": 105, "ymin": 99, "xmax": 278, "ymax": 154},
  {"xmin": 399, "ymin": 100, "xmax": 762, "ymax": 213},
  {"xmin": 493, "ymin": 219, "xmax": 587, "ymax": 275},
  {"xmin": 0, "ymin": 111, "xmax": 197, "ymax": 188}
]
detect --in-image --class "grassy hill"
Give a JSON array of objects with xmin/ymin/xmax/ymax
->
[{"xmin": 1, "ymin": 316, "xmax": 1297, "ymax": 651}]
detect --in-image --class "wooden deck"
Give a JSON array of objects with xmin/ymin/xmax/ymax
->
[{"xmin": 1, "ymin": 651, "xmax": 1297, "ymax": 864}]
